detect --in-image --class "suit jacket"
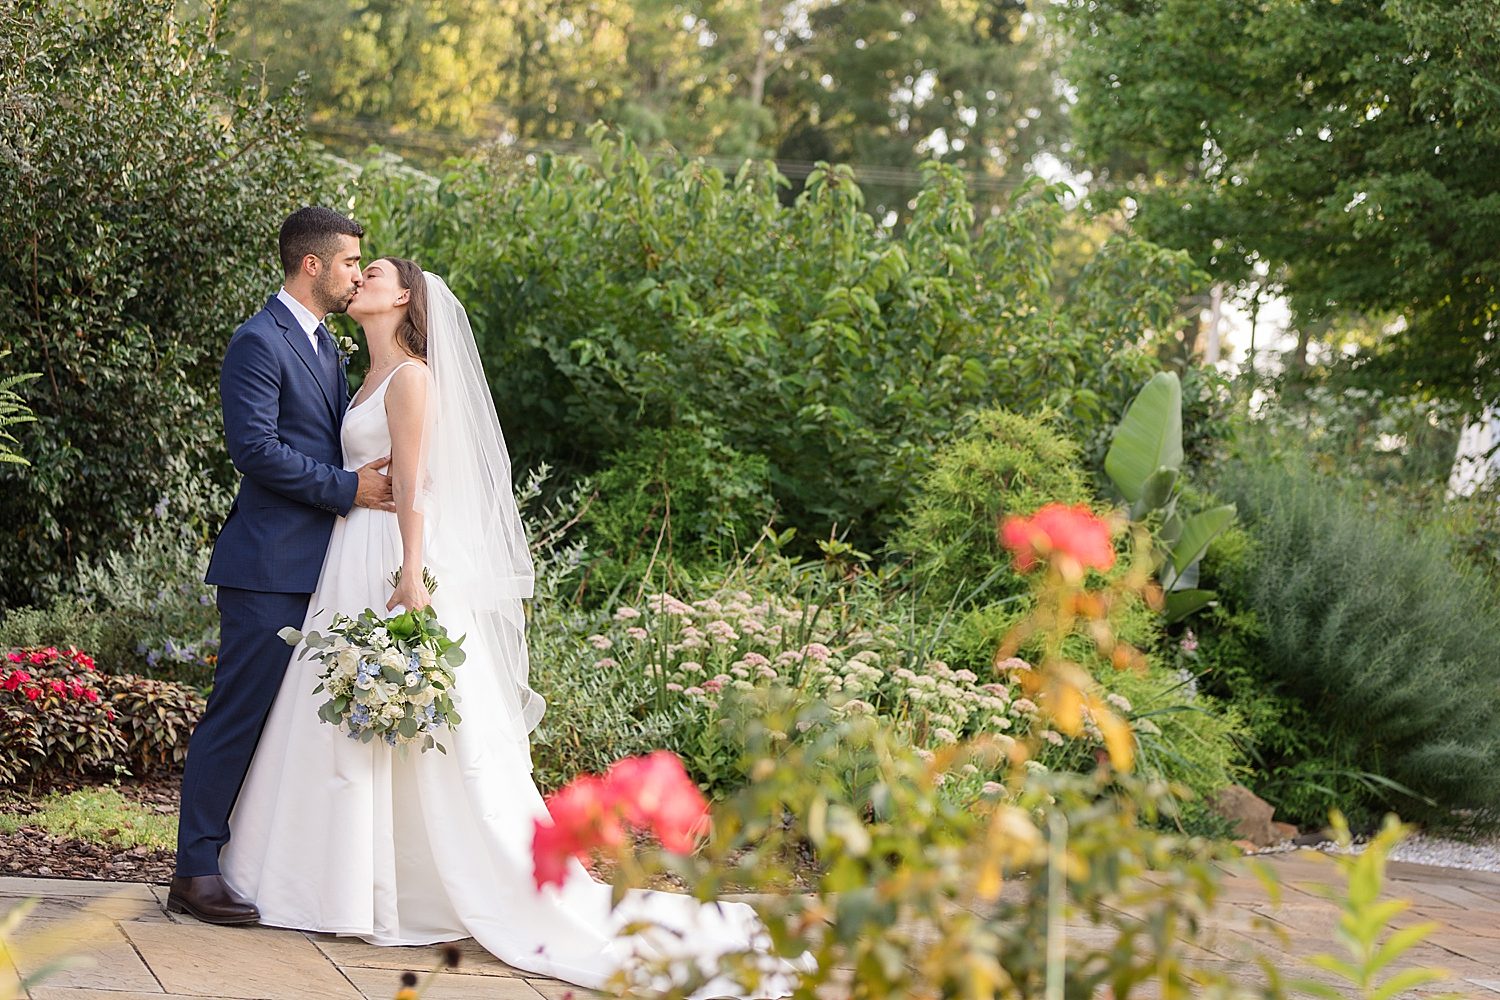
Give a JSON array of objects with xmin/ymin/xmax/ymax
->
[{"xmin": 205, "ymin": 295, "xmax": 359, "ymax": 593}]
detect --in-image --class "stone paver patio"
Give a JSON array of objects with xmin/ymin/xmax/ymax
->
[{"xmin": 0, "ymin": 851, "xmax": 1496, "ymax": 1000}]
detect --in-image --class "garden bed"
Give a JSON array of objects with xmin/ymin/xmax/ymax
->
[{"xmin": 0, "ymin": 774, "xmax": 179, "ymax": 883}]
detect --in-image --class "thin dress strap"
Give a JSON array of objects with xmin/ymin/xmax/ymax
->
[{"xmin": 353, "ymin": 359, "xmax": 424, "ymax": 410}]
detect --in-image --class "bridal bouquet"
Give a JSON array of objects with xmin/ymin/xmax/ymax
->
[{"xmin": 279, "ymin": 603, "xmax": 466, "ymax": 754}]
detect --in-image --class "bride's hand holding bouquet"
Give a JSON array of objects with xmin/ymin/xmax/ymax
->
[
  {"xmin": 388, "ymin": 564, "xmax": 434, "ymax": 614},
  {"xmin": 279, "ymin": 567, "xmax": 465, "ymax": 755}
]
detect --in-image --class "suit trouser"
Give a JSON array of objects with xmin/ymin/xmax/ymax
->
[{"xmin": 176, "ymin": 587, "xmax": 311, "ymax": 877}]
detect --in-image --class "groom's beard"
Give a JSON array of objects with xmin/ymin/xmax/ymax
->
[{"xmin": 312, "ymin": 269, "xmax": 358, "ymax": 315}]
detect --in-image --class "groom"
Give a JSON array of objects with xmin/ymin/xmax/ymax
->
[{"xmin": 171, "ymin": 207, "xmax": 396, "ymax": 923}]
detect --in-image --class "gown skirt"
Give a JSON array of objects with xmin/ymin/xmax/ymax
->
[{"xmin": 222, "ymin": 376, "xmax": 774, "ymax": 994}]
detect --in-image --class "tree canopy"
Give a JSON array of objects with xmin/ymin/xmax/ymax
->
[
  {"xmin": 1062, "ymin": 0, "xmax": 1500, "ymax": 403},
  {"xmin": 219, "ymin": 0, "xmax": 1072, "ymax": 218},
  {"xmin": 0, "ymin": 0, "xmax": 318, "ymax": 603}
]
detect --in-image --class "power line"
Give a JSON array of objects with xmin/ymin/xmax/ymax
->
[{"xmin": 306, "ymin": 118, "xmax": 1022, "ymax": 193}]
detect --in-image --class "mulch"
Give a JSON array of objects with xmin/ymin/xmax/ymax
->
[{"xmin": 0, "ymin": 772, "xmax": 179, "ymax": 885}]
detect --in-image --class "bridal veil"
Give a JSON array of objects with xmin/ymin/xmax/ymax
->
[{"xmin": 416, "ymin": 272, "xmax": 544, "ymax": 738}]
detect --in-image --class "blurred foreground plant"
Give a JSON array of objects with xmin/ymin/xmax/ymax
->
[
  {"xmin": 1287, "ymin": 813, "xmax": 1460, "ymax": 1000},
  {"xmin": 550, "ymin": 707, "xmax": 1274, "ymax": 1000},
  {"xmin": 0, "ymin": 896, "xmax": 115, "ymax": 999}
]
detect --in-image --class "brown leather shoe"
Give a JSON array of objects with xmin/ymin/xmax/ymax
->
[{"xmin": 167, "ymin": 875, "xmax": 259, "ymax": 925}]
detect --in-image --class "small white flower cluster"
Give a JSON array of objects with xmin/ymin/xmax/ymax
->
[{"xmin": 587, "ymin": 589, "xmax": 1139, "ymax": 761}]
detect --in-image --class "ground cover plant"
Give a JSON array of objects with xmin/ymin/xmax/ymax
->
[{"xmin": 0, "ymin": 786, "xmax": 174, "ymax": 851}]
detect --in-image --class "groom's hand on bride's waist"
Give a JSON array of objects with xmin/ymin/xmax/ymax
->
[{"xmin": 354, "ymin": 456, "xmax": 397, "ymax": 511}]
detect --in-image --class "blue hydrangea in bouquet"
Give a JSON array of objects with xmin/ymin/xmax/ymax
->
[{"xmin": 279, "ymin": 590, "xmax": 466, "ymax": 754}]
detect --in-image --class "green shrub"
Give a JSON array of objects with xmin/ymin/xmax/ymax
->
[
  {"xmin": 892, "ymin": 408, "xmax": 1093, "ymax": 605},
  {"xmin": 1208, "ymin": 456, "xmax": 1500, "ymax": 822},
  {"xmin": 942, "ymin": 595, "xmax": 1247, "ymax": 802},
  {"xmin": 0, "ymin": 647, "xmax": 125, "ymax": 781},
  {"xmin": 0, "ymin": 0, "xmax": 318, "ymax": 604},
  {"xmin": 348, "ymin": 132, "xmax": 1204, "ymax": 553},
  {"xmin": 73, "ymin": 464, "xmax": 229, "ymax": 686},
  {"xmin": 580, "ymin": 426, "xmax": 774, "ymax": 599},
  {"xmin": 0, "ymin": 646, "xmax": 202, "ymax": 783},
  {"xmin": 106, "ymin": 676, "xmax": 205, "ymax": 772}
]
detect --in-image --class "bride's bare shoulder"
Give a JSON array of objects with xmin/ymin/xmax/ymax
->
[{"xmin": 384, "ymin": 360, "xmax": 429, "ymax": 417}]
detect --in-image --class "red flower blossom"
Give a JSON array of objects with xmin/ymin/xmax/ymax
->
[
  {"xmin": 23, "ymin": 688, "xmax": 40, "ymax": 701},
  {"xmin": 27, "ymin": 652, "xmax": 44, "ymax": 665},
  {"xmin": 532, "ymin": 751, "xmax": 708, "ymax": 890},
  {"xmin": 531, "ymin": 775, "xmax": 623, "ymax": 890},
  {"xmin": 4, "ymin": 654, "xmax": 20, "ymax": 664},
  {"xmin": 605, "ymin": 751, "xmax": 709, "ymax": 853},
  {"xmin": 85, "ymin": 690, "xmax": 101, "ymax": 703},
  {"xmin": 48, "ymin": 680, "xmax": 65, "ymax": 695},
  {"xmin": 1000, "ymin": 503, "xmax": 1116, "ymax": 579}
]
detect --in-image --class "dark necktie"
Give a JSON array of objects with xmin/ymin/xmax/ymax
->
[{"xmin": 315, "ymin": 323, "xmax": 341, "ymax": 396}]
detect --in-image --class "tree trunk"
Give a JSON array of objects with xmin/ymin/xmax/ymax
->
[{"xmin": 748, "ymin": 0, "xmax": 773, "ymax": 107}]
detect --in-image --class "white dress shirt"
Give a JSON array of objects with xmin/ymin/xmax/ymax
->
[{"xmin": 276, "ymin": 288, "xmax": 324, "ymax": 354}]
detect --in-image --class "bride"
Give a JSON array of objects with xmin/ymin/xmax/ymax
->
[{"xmin": 221, "ymin": 259, "xmax": 776, "ymax": 996}]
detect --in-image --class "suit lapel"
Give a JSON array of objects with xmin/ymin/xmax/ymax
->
[{"xmin": 267, "ymin": 296, "xmax": 338, "ymax": 423}]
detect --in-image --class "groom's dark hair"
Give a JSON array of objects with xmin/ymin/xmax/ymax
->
[{"xmin": 279, "ymin": 207, "xmax": 365, "ymax": 275}]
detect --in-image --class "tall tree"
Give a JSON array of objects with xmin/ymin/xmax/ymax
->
[{"xmin": 1062, "ymin": 0, "xmax": 1500, "ymax": 402}]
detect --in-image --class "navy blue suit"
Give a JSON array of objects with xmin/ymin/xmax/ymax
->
[{"xmin": 178, "ymin": 295, "xmax": 360, "ymax": 876}]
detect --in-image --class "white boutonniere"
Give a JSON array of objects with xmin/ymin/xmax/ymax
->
[{"xmin": 336, "ymin": 335, "xmax": 359, "ymax": 364}]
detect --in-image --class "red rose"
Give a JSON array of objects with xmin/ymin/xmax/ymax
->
[
  {"xmin": 605, "ymin": 751, "xmax": 709, "ymax": 853},
  {"xmin": 1000, "ymin": 502, "xmax": 1117, "ymax": 580},
  {"xmin": 531, "ymin": 751, "xmax": 708, "ymax": 891}
]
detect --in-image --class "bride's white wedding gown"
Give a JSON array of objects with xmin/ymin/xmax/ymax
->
[{"xmin": 222, "ymin": 363, "xmax": 773, "ymax": 994}]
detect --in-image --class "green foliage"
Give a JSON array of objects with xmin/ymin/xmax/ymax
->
[
  {"xmin": 1104, "ymin": 370, "xmax": 1237, "ymax": 622},
  {"xmin": 0, "ymin": 352, "xmax": 38, "ymax": 468},
  {"xmin": 1062, "ymin": 0, "xmax": 1500, "ymax": 403},
  {"xmin": 893, "ymin": 408, "xmax": 1091, "ymax": 605},
  {"xmin": 105, "ymin": 675, "xmax": 206, "ymax": 772},
  {"xmin": 1288, "ymin": 813, "xmax": 1457, "ymax": 1000},
  {"xmin": 942, "ymin": 595, "xmax": 1247, "ymax": 802},
  {"xmin": 0, "ymin": 0, "xmax": 320, "ymax": 604},
  {"xmin": 1208, "ymin": 455, "xmax": 1500, "ymax": 822},
  {"xmin": 221, "ymin": 0, "xmax": 1069, "ymax": 221},
  {"xmin": 72, "ymin": 464, "xmax": 230, "ymax": 686},
  {"xmin": 609, "ymin": 715, "xmax": 1276, "ymax": 1000},
  {"xmin": 582, "ymin": 426, "xmax": 774, "ymax": 597},
  {"xmin": 350, "ymin": 132, "xmax": 1201, "ymax": 553},
  {"xmin": 0, "ymin": 786, "xmax": 175, "ymax": 850}
]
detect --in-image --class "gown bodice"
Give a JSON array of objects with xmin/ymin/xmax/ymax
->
[{"xmin": 340, "ymin": 361, "xmax": 421, "ymax": 470}]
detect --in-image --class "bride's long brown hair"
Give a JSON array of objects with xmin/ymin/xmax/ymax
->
[{"xmin": 386, "ymin": 257, "xmax": 428, "ymax": 360}]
